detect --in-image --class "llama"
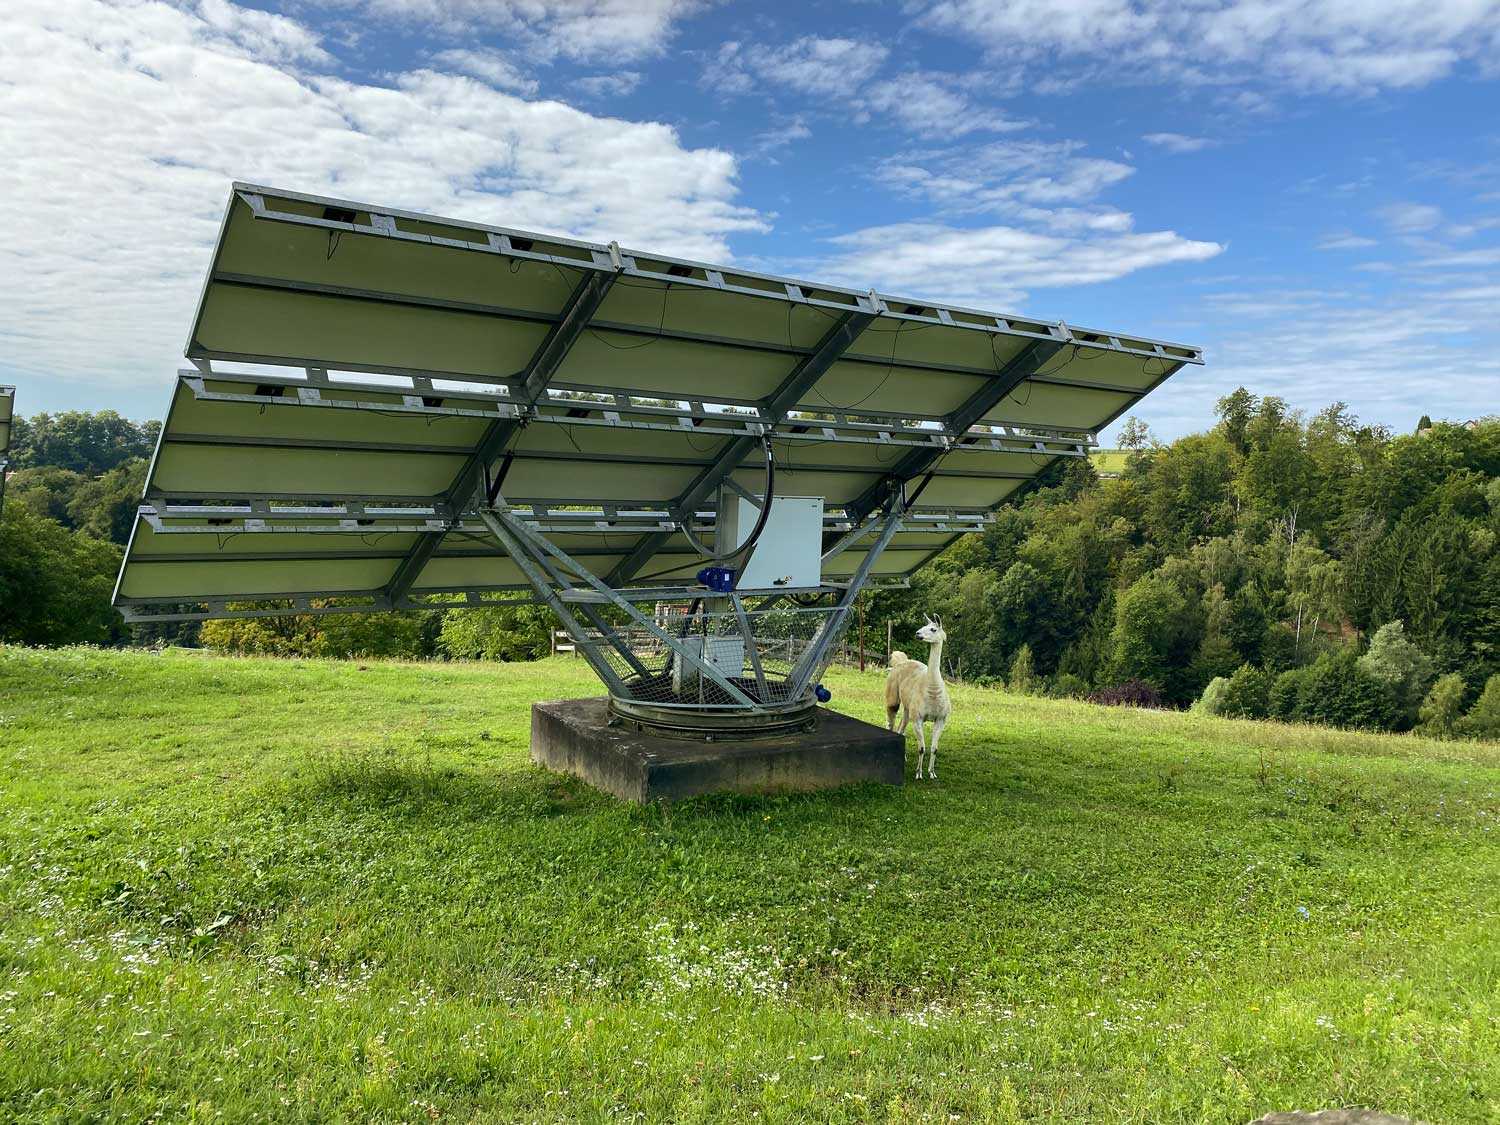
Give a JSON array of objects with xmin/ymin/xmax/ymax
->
[{"xmin": 885, "ymin": 616, "xmax": 951, "ymax": 780}]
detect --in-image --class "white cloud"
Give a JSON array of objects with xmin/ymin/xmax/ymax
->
[
  {"xmin": 0, "ymin": 0, "xmax": 766, "ymax": 393},
  {"xmin": 1149, "ymin": 282, "xmax": 1500, "ymax": 443},
  {"xmin": 575, "ymin": 71, "xmax": 643, "ymax": 98},
  {"xmin": 1377, "ymin": 201, "xmax": 1444, "ymax": 232},
  {"xmin": 353, "ymin": 0, "xmax": 701, "ymax": 63},
  {"xmin": 1141, "ymin": 132, "xmax": 1216, "ymax": 153},
  {"xmin": 915, "ymin": 0, "xmax": 1500, "ymax": 96},
  {"xmin": 861, "ymin": 72, "xmax": 1027, "ymax": 134},
  {"xmin": 876, "ymin": 140, "xmax": 1136, "ymax": 222},
  {"xmin": 711, "ymin": 41, "xmax": 1020, "ymax": 137},
  {"xmin": 816, "ymin": 221, "xmax": 1223, "ymax": 308},
  {"xmin": 716, "ymin": 36, "xmax": 889, "ymax": 98},
  {"xmin": 833, "ymin": 136, "xmax": 1221, "ymax": 307},
  {"xmin": 196, "ymin": 0, "xmax": 330, "ymax": 64},
  {"xmin": 749, "ymin": 118, "xmax": 814, "ymax": 160},
  {"xmin": 429, "ymin": 48, "xmax": 539, "ymax": 94},
  {"xmin": 1316, "ymin": 232, "xmax": 1379, "ymax": 250}
]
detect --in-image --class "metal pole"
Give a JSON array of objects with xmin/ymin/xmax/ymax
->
[
  {"xmin": 475, "ymin": 510, "xmax": 630, "ymax": 696},
  {"xmin": 731, "ymin": 593, "xmax": 770, "ymax": 700},
  {"xmin": 789, "ymin": 504, "xmax": 904, "ymax": 690},
  {"xmin": 858, "ymin": 597, "xmax": 866, "ymax": 672},
  {"xmin": 493, "ymin": 506, "xmax": 758, "ymax": 707}
]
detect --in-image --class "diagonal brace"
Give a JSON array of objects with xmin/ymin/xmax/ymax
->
[
  {"xmin": 608, "ymin": 306, "xmax": 877, "ymax": 585},
  {"xmin": 833, "ymin": 336, "xmax": 1065, "ymax": 536},
  {"xmin": 383, "ymin": 266, "xmax": 619, "ymax": 601}
]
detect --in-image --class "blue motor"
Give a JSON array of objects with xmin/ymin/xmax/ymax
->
[
  {"xmin": 696, "ymin": 566, "xmax": 737, "ymax": 593},
  {"xmin": 814, "ymin": 684, "xmax": 832, "ymax": 703}
]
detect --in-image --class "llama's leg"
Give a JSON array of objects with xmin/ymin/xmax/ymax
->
[
  {"xmin": 886, "ymin": 703, "xmax": 899, "ymax": 731},
  {"xmin": 928, "ymin": 717, "xmax": 945, "ymax": 780},
  {"xmin": 898, "ymin": 706, "xmax": 911, "ymax": 735},
  {"xmin": 914, "ymin": 717, "xmax": 927, "ymax": 780}
]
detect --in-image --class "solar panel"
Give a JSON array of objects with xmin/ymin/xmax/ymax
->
[
  {"xmin": 115, "ymin": 183, "xmax": 1200, "ymax": 627},
  {"xmin": 0, "ymin": 386, "xmax": 13, "ymax": 515}
]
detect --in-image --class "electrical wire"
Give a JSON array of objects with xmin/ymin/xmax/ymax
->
[
  {"xmin": 810, "ymin": 318, "xmax": 913, "ymax": 411},
  {"xmin": 678, "ymin": 433, "xmax": 776, "ymax": 561}
]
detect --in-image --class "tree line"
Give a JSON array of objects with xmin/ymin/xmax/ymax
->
[
  {"xmin": 2, "ymin": 398, "xmax": 1496, "ymax": 738},
  {"xmin": 866, "ymin": 392, "xmax": 1498, "ymax": 738}
]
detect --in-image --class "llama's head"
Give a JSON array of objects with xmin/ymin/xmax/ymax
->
[{"xmin": 917, "ymin": 615, "xmax": 946, "ymax": 644}]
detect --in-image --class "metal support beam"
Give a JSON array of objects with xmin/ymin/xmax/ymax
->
[
  {"xmin": 475, "ymin": 510, "xmax": 631, "ymax": 695},
  {"xmin": 790, "ymin": 503, "xmax": 906, "ymax": 690},
  {"xmin": 731, "ymin": 593, "xmax": 770, "ymax": 699},
  {"xmin": 833, "ymin": 337, "xmax": 1065, "ymax": 536},
  {"xmin": 383, "ymin": 267, "xmax": 619, "ymax": 602},
  {"xmin": 490, "ymin": 506, "xmax": 757, "ymax": 707},
  {"xmin": 608, "ymin": 307, "xmax": 877, "ymax": 584}
]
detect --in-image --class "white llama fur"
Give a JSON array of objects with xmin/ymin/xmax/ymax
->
[{"xmin": 885, "ymin": 616, "xmax": 951, "ymax": 780}]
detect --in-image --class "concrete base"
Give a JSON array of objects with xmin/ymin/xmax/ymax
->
[{"xmin": 531, "ymin": 697, "xmax": 904, "ymax": 802}]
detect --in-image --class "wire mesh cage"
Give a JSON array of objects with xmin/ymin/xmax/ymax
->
[{"xmin": 584, "ymin": 598, "xmax": 847, "ymax": 715}]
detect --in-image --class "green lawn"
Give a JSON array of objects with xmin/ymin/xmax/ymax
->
[
  {"xmin": 1088, "ymin": 449, "xmax": 1130, "ymax": 476},
  {"xmin": 1, "ymin": 646, "xmax": 1497, "ymax": 1122}
]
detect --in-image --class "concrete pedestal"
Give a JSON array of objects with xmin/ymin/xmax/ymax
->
[{"xmin": 530, "ymin": 698, "xmax": 904, "ymax": 802}]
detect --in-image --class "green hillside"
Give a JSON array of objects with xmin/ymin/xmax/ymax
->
[
  {"xmin": 2, "ymin": 646, "xmax": 1497, "ymax": 1121},
  {"xmin": 1087, "ymin": 447, "xmax": 1131, "ymax": 475}
]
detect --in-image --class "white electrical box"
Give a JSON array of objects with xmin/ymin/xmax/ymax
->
[
  {"xmin": 718, "ymin": 493, "xmax": 824, "ymax": 590},
  {"xmin": 671, "ymin": 635, "xmax": 746, "ymax": 695}
]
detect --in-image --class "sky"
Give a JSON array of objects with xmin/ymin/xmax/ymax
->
[{"xmin": 1, "ymin": 0, "xmax": 1498, "ymax": 443}]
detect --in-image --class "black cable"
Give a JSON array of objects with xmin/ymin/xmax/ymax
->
[
  {"xmin": 678, "ymin": 433, "xmax": 776, "ymax": 561},
  {"xmin": 588, "ymin": 278, "xmax": 670, "ymax": 350},
  {"xmin": 811, "ymin": 318, "xmax": 911, "ymax": 411}
]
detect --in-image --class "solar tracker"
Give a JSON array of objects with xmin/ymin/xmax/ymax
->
[
  {"xmin": 114, "ymin": 183, "xmax": 1201, "ymax": 726},
  {"xmin": 0, "ymin": 386, "xmax": 13, "ymax": 514}
]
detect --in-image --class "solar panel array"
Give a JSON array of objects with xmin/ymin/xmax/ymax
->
[
  {"xmin": 0, "ymin": 386, "xmax": 12, "ymax": 460},
  {"xmin": 114, "ymin": 185, "xmax": 1200, "ymax": 621},
  {"xmin": 0, "ymin": 386, "xmax": 13, "ymax": 512}
]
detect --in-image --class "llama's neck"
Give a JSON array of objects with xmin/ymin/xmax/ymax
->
[{"xmin": 925, "ymin": 639, "xmax": 945, "ymax": 690}]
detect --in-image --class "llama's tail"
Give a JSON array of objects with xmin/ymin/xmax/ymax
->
[{"xmin": 888, "ymin": 650, "xmax": 910, "ymax": 668}]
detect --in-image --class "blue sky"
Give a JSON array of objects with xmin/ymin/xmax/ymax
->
[{"xmin": 2, "ymin": 0, "xmax": 1497, "ymax": 442}]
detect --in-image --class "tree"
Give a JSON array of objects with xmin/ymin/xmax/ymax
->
[
  {"xmin": 1418, "ymin": 673, "xmax": 1466, "ymax": 738},
  {"xmin": 1284, "ymin": 543, "xmax": 1343, "ymax": 658},
  {"xmin": 1460, "ymin": 675, "xmax": 1500, "ymax": 741},
  {"xmin": 9, "ymin": 411, "xmax": 158, "ymax": 474},
  {"xmin": 7, "ymin": 466, "xmax": 88, "ymax": 526},
  {"xmin": 1269, "ymin": 668, "xmax": 1309, "ymax": 721},
  {"xmin": 1220, "ymin": 663, "xmax": 1271, "ymax": 719},
  {"xmin": 1194, "ymin": 676, "xmax": 1230, "ymax": 715},
  {"xmin": 1007, "ymin": 643, "xmax": 1040, "ymax": 695},
  {"xmin": 199, "ymin": 608, "xmax": 428, "ymax": 658},
  {"xmin": 1118, "ymin": 416, "xmax": 1154, "ymax": 451},
  {"xmin": 0, "ymin": 505, "xmax": 125, "ymax": 646},
  {"xmin": 1109, "ymin": 571, "xmax": 1192, "ymax": 699},
  {"xmin": 1297, "ymin": 650, "xmax": 1400, "ymax": 732},
  {"xmin": 1214, "ymin": 387, "xmax": 1256, "ymax": 454},
  {"xmin": 436, "ymin": 604, "xmax": 554, "ymax": 662},
  {"xmin": 67, "ymin": 458, "xmax": 147, "ymax": 545},
  {"xmin": 1140, "ymin": 433, "xmax": 1238, "ymax": 552},
  {"xmin": 1357, "ymin": 621, "xmax": 1434, "ymax": 729}
]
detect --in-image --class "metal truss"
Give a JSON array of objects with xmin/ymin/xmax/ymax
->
[
  {"xmin": 180, "ymin": 368, "xmax": 1099, "ymax": 458},
  {"xmin": 470, "ymin": 490, "xmax": 913, "ymax": 714},
  {"xmin": 229, "ymin": 184, "xmax": 1205, "ymax": 369}
]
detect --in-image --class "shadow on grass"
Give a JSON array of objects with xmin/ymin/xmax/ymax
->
[
  {"xmin": 284, "ymin": 745, "xmax": 609, "ymax": 822},
  {"xmin": 282, "ymin": 742, "xmax": 919, "ymax": 831}
]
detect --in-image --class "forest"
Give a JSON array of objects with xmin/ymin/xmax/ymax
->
[{"xmin": 2, "ymin": 393, "xmax": 1496, "ymax": 738}]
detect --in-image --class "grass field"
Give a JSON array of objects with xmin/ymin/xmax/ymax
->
[
  {"xmin": 1, "ymin": 646, "xmax": 1498, "ymax": 1122},
  {"xmin": 1088, "ymin": 449, "xmax": 1130, "ymax": 476}
]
